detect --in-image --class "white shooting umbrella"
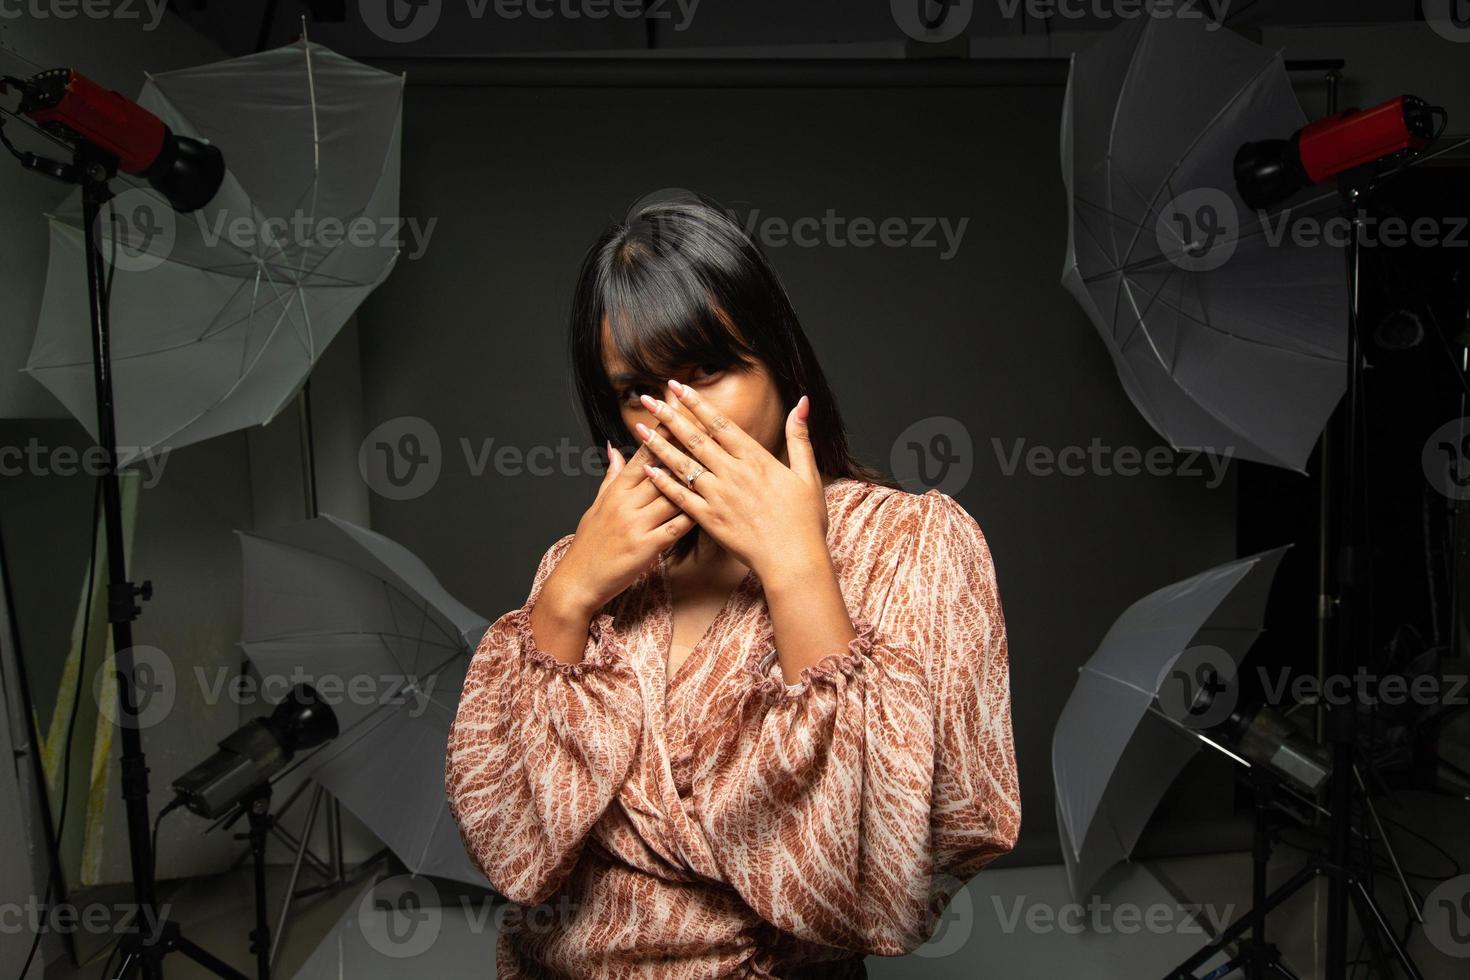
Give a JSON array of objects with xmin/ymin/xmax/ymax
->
[
  {"xmin": 238, "ymin": 514, "xmax": 489, "ymax": 888},
  {"xmin": 1060, "ymin": 6, "xmax": 1348, "ymax": 473},
  {"xmin": 24, "ymin": 36, "xmax": 403, "ymax": 468}
]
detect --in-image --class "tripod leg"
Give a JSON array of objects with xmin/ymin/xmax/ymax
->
[
  {"xmin": 1353, "ymin": 764, "xmax": 1423, "ymax": 924},
  {"xmin": 170, "ymin": 935, "xmax": 253, "ymax": 980},
  {"xmin": 111, "ymin": 950, "xmax": 137, "ymax": 980},
  {"xmin": 1349, "ymin": 877, "xmax": 1425, "ymax": 980},
  {"xmin": 1264, "ymin": 960, "xmax": 1300, "ymax": 980},
  {"xmin": 269, "ymin": 781, "xmax": 324, "ymax": 969},
  {"xmin": 330, "ymin": 796, "xmax": 345, "ymax": 884},
  {"xmin": 1159, "ymin": 862, "xmax": 1321, "ymax": 980}
]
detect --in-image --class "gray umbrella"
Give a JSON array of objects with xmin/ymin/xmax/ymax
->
[
  {"xmin": 24, "ymin": 36, "xmax": 402, "ymax": 468},
  {"xmin": 238, "ymin": 514, "xmax": 488, "ymax": 888},
  {"xmin": 1053, "ymin": 545, "xmax": 1289, "ymax": 902},
  {"xmin": 1060, "ymin": 9, "xmax": 1348, "ymax": 473}
]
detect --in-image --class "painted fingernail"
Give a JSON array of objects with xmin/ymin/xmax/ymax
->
[
  {"xmin": 644, "ymin": 464, "xmax": 662, "ymax": 478},
  {"xmin": 640, "ymin": 393, "xmax": 661, "ymax": 414},
  {"xmin": 667, "ymin": 378, "xmax": 684, "ymax": 395},
  {"xmin": 636, "ymin": 421, "xmax": 653, "ymax": 441}
]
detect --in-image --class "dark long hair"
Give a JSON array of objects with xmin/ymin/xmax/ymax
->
[{"xmin": 568, "ymin": 191, "xmax": 899, "ymax": 562}]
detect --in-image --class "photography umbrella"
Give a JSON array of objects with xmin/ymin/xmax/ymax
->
[
  {"xmin": 238, "ymin": 514, "xmax": 488, "ymax": 888},
  {"xmin": 1060, "ymin": 8, "xmax": 1347, "ymax": 473},
  {"xmin": 1052, "ymin": 545, "xmax": 1289, "ymax": 903},
  {"xmin": 24, "ymin": 37, "xmax": 403, "ymax": 467}
]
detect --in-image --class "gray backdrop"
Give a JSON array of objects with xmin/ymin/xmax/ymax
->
[{"xmin": 355, "ymin": 82, "xmax": 1243, "ymax": 864}]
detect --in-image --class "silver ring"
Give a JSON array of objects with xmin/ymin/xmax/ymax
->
[{"xmin": 684, "ymin": 463, "xmax": 705, "ymax": 486}]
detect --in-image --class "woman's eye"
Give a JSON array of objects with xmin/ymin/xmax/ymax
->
[{"xmin": 691, "ymin": 364, "xmax": 722, "ymax": 381}]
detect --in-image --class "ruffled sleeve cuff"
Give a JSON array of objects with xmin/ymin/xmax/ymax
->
[
  {"xmin": 749, "ymin": 615, "xmax": 878, "ymax": 702},
  {"xmin": 509, "ymin": 600, "xmax": 625, "ymax": 677}
]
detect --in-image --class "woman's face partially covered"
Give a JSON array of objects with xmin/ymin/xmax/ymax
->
[{"xmin": 601, "ymin": 315, "xmax": 789, "ymax": 467}]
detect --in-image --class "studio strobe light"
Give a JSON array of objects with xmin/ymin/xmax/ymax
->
[
  {"xmin": 10, "ymin": 67, "xmax": 224, "ymax": 210},
  {"xmin": 171, "ymin": 683, "xmax": 340, "ymax": 820},
  {"xmin": 1234, "ymin": 95, "xmax": 1440, "ymax": 211}
]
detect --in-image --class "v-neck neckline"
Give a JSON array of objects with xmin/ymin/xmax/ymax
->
[
  {"xmin": 656, "ymin": 551, "xmax": 758, "ymax": 696},
  {"xmin": 652, "ymin": 477, "xmax": 851, "ymax": 698}
]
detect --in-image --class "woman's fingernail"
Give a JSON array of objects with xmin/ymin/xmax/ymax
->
[
  {"xmin": 636, "ymin": 422, "xmax": 653, "ymax": 441},
  {"xmin": 605, "ymin": 439, "xmax": 613, "ymax": 463},
  {"xmin": 640, "ymin": 393, "xmax": 661, "ymax": 414},
  {"xmin": 667, "ymin": 379, "xmax": 683, "ymax": 394}
]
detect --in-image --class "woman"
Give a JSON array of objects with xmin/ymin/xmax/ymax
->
[{"xmin": 444, "ymin": 194, "xmax": 1020, "ymax": 978}]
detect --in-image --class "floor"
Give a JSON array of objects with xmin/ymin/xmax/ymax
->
[{"xmin": 38, "ymin": 812, "xmax": 1470, "ymax": 980}]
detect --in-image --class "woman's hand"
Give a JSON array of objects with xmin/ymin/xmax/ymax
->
[
  {"xmin": 540, "ymin": 441, "xmax": 697, "ymax": 619},
  {"xmin": 634, "ymin": 379, "xmax": 830, "ymax": 586}
]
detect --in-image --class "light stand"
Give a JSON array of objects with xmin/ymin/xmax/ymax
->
[
  {"xmin": 1160, "ymin": 178, "xmax": 1428, "ymax": 980},
  {"xmin": 0, "ymin": 111, "xmax": 247, "ymax": 975},
  {"xmin": 75, "ymin": 151, "xmax": 253, "ymax": 980}
]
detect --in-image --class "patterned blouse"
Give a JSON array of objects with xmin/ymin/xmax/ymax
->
[{"xmin": 444, "ymin": 477, "xmax": 1021, "ymax": 978}]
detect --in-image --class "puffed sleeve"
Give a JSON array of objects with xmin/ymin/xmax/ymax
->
[
  {"xmin": 691, "ymin": 490, "xmax": 1021, "ymax": 955},
  {"xmin": 444, "ymin": 533, "xmax": 643, "ymax": 905}
]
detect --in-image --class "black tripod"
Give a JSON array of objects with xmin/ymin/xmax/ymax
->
[
  {"xmin": 1159, "ymin": 763, "xmax": 1423, "ymax": 980},
  {"xmin": 1161, "ymin": 184, "xmax": 1428, "ymax": 980},
  {"xmin": 17, "ymin": 143, "xmax": 259, "ymax": 980}
]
